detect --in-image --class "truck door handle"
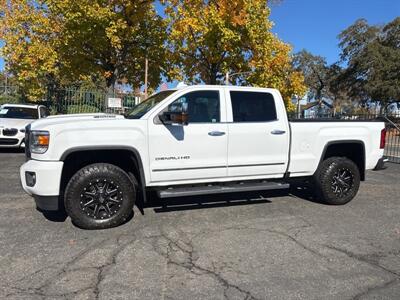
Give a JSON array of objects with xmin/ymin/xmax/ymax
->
[
  {"xmin": 271, "ymin": 130, "xmax": 286, "ymax": 135},
  {"xmin": 208, "ymin": 131, "xmax": 226, "ymax": 136}
]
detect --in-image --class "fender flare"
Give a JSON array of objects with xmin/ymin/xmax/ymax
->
[
  {"xmin": 60, "ymin": 145, "xmax": 147, "ymax": 202},
  {"xmin": 317, "ymin": 140, "xmax": 366, "ymax": 180}
]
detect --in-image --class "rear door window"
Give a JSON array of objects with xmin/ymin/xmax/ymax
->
[{"xmin": 230, "ymin": 91, "xmax": 277, "ymax": 122}]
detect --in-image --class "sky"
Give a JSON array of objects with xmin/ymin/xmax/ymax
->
[
  {"xmin": 269, "ymin": 0, "xmax": 399, "ymax": 64},
  {"xmin": 0, "ymin": 0, "xmax": 399, "ymax": 71}
]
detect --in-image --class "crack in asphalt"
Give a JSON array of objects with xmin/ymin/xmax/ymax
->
[
  {"xmin": 92, "ymin": 234, "xmax": 138, "ymax": 299},
  {"xmin": 352, "ymin": 279, "xmax": 399, "ymax": 300},
  {"xmin": 325, "ymin": 245, "xmax": 400, "ymax": 299},
  {"xmin": 2, "ymin": 219, "xmax": 399, "ymax": 300},
  {"xmin": 209, "ymin": 225, "xmax": 400, "ymax": 299},
  {"xmin": 152, "ymin": 229, "xmax": 261, "ymax": 300},
  {"xmin": 4, "ymin": 234, "xmax": 138, "ymax": 299},
  {"xmin": 325, "ymin": 245, "xmax": 400, "ymax": 278},
  {"xmin": 226, "ymin": 225, "xmax": 326, "ymax": 260}
]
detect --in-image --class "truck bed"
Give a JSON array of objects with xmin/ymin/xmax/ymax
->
[{"xmin": 288, "ymin": 121, "xmax": 385, "ymax": 177}]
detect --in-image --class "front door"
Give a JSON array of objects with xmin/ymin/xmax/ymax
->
[
  {"xmin": 226, "ymin": 90, "xmax": 290, "ymax": 178},
  {"xmin": 148, "ymin": 89, "xmax": 228, "ymax": 183}
]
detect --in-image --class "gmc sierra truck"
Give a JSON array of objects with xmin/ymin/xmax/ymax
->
[{"xmin": 20, "ymin": 85, "xmax": 386, "ymax": 229}]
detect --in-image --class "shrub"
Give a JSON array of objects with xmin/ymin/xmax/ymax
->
[{"xmin": 0, "ymin": 94, "xmax": 20, "ymax": 105}]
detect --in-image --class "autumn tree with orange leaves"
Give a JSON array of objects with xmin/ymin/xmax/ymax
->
[
  {"xmin": 1, "ymin": 0, "xmax": 305, "ymax": 107},
  {"xmin": 163, "ymin": 0, "xmax": 306, "ymax": 109},
  {"xmin": 0, "ymin": 0, "xmax": 166, "ymax": 99}
]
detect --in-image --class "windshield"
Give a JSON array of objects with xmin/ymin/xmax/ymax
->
[
  {"xmin": 127, "ymin": 90, "xmax": 176, "ymax": 119},
  {"xmin": 0, "ymin": 106, "xmax": 38, "ymax": 119}
]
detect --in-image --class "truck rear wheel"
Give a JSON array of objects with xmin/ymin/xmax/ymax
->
[
  {"xmin": 64, "ymin": 163, "xmax": 136, "ymax": 229},
  {"xmin": 314, "ymin": 157, "xmax": 360, "ymax": 205}
]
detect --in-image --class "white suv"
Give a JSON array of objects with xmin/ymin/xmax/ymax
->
[{"xmin": 0, "ymin": 104, "xmax": 50, "ymax": 148}]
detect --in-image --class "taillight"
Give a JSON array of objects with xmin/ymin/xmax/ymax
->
[{"xmin": 380, "ymin": 128, "xmax": 386, "ymax": 149}]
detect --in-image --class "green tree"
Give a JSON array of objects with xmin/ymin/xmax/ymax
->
[
  {"xmin": 293, "ymin": 50, "xmax": 329, "ymax": 102},
  {"xmin": 338, "ymin": 18, "xmax": 400, "ymax": 112}
]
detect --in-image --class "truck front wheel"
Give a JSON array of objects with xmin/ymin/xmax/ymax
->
[
  {"xmin": 64, "ymin": 163, "xmax": 136, "ymax": 229},
  {"xmin": 314, "ymin": 157, "xmax": 360, "ymax": 205}
]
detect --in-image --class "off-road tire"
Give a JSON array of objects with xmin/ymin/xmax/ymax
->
[
  {"xmin": 314, "ymin": 157, "xmax": 360, "ymax": 205},
  {"xmin": 65, "ymin": 163, "xmax": 136, "ymax": 229}
]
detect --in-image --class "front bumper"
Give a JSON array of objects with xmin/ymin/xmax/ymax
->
[
  {"xmin": 20, "ymin": 159, "xmax": 64, "ymax": 211},
  {"xmin": 373, "ymin": 157, "xmax": 388, "ymax": 171},
  {"xmin": 0, "ymin": 136, "xmax": 24, "ymax": 148}
]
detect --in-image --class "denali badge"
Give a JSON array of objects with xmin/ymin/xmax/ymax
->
[{"xmin": 155, "ymin": 156, "xmax": 190, "ymax": 161}]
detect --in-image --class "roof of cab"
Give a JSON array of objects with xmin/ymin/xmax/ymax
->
[{"xmin": 174, "ymin": 84, "xmax": 279, "ymax": 93}]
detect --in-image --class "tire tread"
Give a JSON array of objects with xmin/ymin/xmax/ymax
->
[
  {"xmin": 314, "ymin": 156, "xmax": 360, "ymax": 205},
  {"xmin": 64, "ymin": 163, "xmax": 135, "ymax": 229}
]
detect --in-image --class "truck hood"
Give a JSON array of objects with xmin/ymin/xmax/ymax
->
[
  {"xmin": 0, "ymin": 118, "xmax": 34, "ymax": 130},
  {"xmin": 30, "ymin": 113, "xmax": 125, "ymax": 130},
  {"xmin": 28, "ymin": 113, "xmax": 147, "ymax": 161}
]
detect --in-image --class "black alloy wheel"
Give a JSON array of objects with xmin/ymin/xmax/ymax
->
[
  {"xmin": 80, "ymin": 179, "xmax": 124, "ymax": 220},
  {"xmin": 331, "ymin": 168, "xmax": 354, "ymax": 198},
  {"xmin": 65, "ymin": 163, "xmax": 136, "ymax": 229},
  {"xmin": 314, "ymin": 157, "xmax": 360, "ymax": 205}
]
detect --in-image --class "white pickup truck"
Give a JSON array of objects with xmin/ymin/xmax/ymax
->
[{"xmin": 20, "ymin": 85, "xmax": 386, "ymax": 229}]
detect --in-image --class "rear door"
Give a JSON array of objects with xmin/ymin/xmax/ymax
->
[{"xmin": 226, "ymin": 89, "xmax": 290, "ymax": 178}]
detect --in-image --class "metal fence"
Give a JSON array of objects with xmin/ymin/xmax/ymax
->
[
  {"xmin": 46, "ymin": 87, "xmax": 140, "ymax": 115},
  {"xmin": 382, "ymin": 114, "xmax": 400, "ymax": 164},
  {"xmin": 0, "ymin": 85, "xmax": 141, "ymax": 115},
  {"xmin": 290, "ymin": 112, "xmax": 400, "ymax": 164}
]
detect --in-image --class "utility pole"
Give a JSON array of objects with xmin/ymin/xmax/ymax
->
[
  {"xmin": 144, "ymin": 58, "xmax": 148, "ymax": 100},
  {"xmin": 297, "ymin": 95, "xmax": 301, "ymax": 118},
  {"xmin": 4, "ymin": 63, "xmax": 8, "ymax": 95}
]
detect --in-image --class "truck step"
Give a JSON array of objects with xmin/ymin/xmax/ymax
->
[{"xmin": 157, "ymin": 181, "xmax": 290, "ymax": 198}]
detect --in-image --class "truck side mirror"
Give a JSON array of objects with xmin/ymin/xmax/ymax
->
[
  {"xmin": 159, "ymin": 101, "xmax": 189, "ymax": 126},
  {"xmin": 160, "ymin": 111, "xmax": 189, "ymax": 126}
]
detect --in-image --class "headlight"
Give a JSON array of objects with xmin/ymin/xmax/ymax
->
[{"xmin": 29, "ymin": 131, "xmax": 50, "ymax": 154}]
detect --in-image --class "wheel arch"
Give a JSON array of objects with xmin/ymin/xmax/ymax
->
[
  {"xmin": 317, "ymin": 140, "xmax": 366, "ymax": 181},
  {"xmin": 59, "ymin": 146, "xmax": 147, "ymax": 202}
]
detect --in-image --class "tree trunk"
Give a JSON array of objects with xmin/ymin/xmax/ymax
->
[
  {"xmin": 106, "ymin": 66, "xmax": 118, "ymax": 90},
  {"xmin": 209, "ymin": 75, "xmax": 217, "ymax": 85},
  {"xmin": 106, "ymin": 74, "xmax": 117, "ymax": 90},
  {"xmin": 207, "ymin": 64, "xmax": 218, "ymax": 85}
]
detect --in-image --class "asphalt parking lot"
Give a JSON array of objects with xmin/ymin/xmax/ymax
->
[{"xmin": 1, "ymin": 150, "xmax": 400, "ymax": 300}]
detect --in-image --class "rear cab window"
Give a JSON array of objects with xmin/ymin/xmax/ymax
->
[{"xmin": 230, "ymin": 91, "xmax": 277, "ymax": 122}]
